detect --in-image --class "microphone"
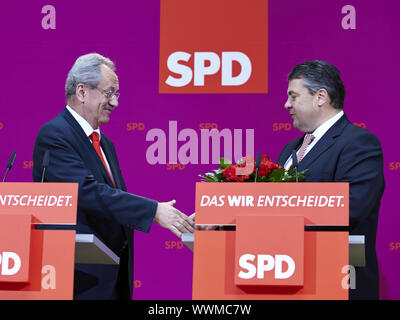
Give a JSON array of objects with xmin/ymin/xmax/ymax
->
[
  {"xmin": 41, "ymin": 150, "xmax": 50, "ymax": 182},
  {"xmin": 2, "ymin": 151, "xmax": 16, "ymax": 182},
  {"xmin": 291, "ymin": 150, "xmax": 299, "ymax": 182},
  {"xmin": 254, "ymin": 151, "xmax": 262, "ymax": 182}
]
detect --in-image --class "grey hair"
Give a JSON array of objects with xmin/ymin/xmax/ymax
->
[{"xmin": 65, "ymin": 53, "xmax": 115, "ymax": 100}]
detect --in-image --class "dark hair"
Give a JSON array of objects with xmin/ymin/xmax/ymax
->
[{"xmin": 288, "ymin": 60, "xmax": 345, "ymax": 109}]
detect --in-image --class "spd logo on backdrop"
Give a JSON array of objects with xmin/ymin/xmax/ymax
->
[{"xmin": 159, "ymin": 0, "xmax": 268, "ymax": 93}]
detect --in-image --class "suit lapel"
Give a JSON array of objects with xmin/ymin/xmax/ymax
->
[
  {"xmin": 100, "ymin": 138, "xmax": 121, "ymax": 189},
  {"xmin": 61, "ymin": 108, "xmax": 92, "ymax": 149},
  {"xmin": 277, "ymin": 136, "xmax": 303, "ymax": 166},
  {"xmin": 61, "ymin": 108, "xmax": 116, "ymax": 187},
  {"xmin": 298, "ymin": 114, "xmax": 350, "ymax": 171},
  {"xmin": 99, "ymin": 136, "xmax": 129, "ymax": 251}
]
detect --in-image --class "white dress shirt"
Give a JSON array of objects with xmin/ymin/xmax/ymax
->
[
  {"xmin": 66, "ymin": 105, "xmax": 114, "ymax": 178},
  {"xmin": 284, "ymin": 110, "xmax": 344, "ymax": 169}
]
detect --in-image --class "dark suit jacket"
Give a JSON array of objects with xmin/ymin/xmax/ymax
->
[
  {"xmin": 277, "ymin": 114, "xmax": 385, "ymax": 300},
  {"xmin": 32, "ymin": 107, "xmax": 158, "ymax": 299}
]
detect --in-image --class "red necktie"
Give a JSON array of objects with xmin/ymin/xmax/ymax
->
[
  {"xmin": 89, "ymin": 132, "xmax": 116, "ymax": 187},
  {"xmin": 298, "ymin": 134, "xmax": 315, "ymax": 162}
]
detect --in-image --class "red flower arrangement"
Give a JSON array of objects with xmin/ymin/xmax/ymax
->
[{"xmin": 199, "ymin": 155, "xmax": 306, "ymax": 182}]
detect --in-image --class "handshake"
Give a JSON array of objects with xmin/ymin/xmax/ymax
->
[{"xmin": 154, "ymin": 200, "xmax": 214, "ymax": 237}]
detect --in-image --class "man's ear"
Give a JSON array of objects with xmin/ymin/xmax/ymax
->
[
  {"xmin": 75, "ymin": 84, "xmax": 86, "ymax": 103},
  {"xmin": 316, "ymin": 88, "xmax": 330, "ymax": 107}
]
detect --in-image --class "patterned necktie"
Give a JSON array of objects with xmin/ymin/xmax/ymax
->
[
  {"xmin": 297, "ymin": 134, "xmax": 315, "ymax": 162},
  {"xmin": 89, "ymin": 132, "xmax": 116, "ymax": 187}
]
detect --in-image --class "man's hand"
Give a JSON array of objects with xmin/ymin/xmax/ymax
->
[
  {"xmin": 189, "ymin": 213, "xmax": 217, "ymax": 231},
  {"xmin": 154, "ymin": 200, "xmax": 195, "ymax": 238}
]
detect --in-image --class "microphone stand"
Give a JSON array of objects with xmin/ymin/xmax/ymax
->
[
  {"xmin": 41, "ymin": 150, "xmax": 50, "ymax": 182},
  {"xmin": 2, "ymin": 151, "xmax": 16, "ymax": 182},
  {"xmin": 291, "ymin": 150, "xmax": 299, "ymax": 182},
  {"xmin": 254, "ymin": 151, "xmax": 262, "ymax": 182},
  {"xmin": 2, "ymin": 167, "xmax": 10, "ymax": 182}
]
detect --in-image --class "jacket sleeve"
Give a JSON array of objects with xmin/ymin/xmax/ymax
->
[
  {"xmin": 334, "ymin": 130, "xmax": 385, "ymax": 231},
  {"xmin": 33, "ymin": 122, "xmax": 158, "ymax": 233}
]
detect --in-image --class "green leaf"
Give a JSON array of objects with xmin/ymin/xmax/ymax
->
[
  {"xmin": 297, "ymin": 169, "xmax": 308, "ymax": 182},
  {"xmin": 281, "ymin": 168, "xmax": 308, "ymax": 182},
  {"xmin": 208, "ymin": 172, "xmax": 221, "ymax": 182},
  {"xmin": 213, "ymin": 168, "xmax": 223, "ymax": 174},
  {"xmin": 198, "ymin": 174, "xmax": 215, "ymax": 182},
  {"xmin": 215, "ymin": 172, "xmax": 224, "ymax": 181},
  {"xmin": 219, "ymin": 157, "xmax": 232, "ymax": 170},
  {"xmin": 287, "ymin": 165, "xmax": 296, "ymax": 176},
  {"xmin": 267, "ymin": 168, "xmax": 285, "ymax": 182}
]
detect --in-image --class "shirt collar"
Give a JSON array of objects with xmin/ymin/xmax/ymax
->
[
  {"xmin": 66, "ymin": 105, "xmax": 101, "ymax": 140},
  {"xmin": 310, "ymin": 110, "xmax": 344, "ymax": 141}
]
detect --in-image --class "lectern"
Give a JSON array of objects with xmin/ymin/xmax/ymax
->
[
  {"xmin": 192, "ymin": 182, "xmax": 351, "ymax": 299},
  {"xmin": 0, "ymin": 183, "xmax": 119, "ymax": 300}
]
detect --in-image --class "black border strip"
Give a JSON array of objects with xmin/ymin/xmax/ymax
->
[
  {"xmin": 305, "ymin": 225, "xmax": 349, "ymax": 231},
  {"xmin": 34, "ymin": 224, "xmax": 76, "ymax": 230},
  {"xmin": 35, "ymin": 225, "xmax": 349, "ymax": 232}
]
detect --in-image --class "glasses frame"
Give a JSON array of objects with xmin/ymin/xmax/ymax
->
[{"xmin": 94, "ymin": 87, "xmax": 120, "ymax": 100}]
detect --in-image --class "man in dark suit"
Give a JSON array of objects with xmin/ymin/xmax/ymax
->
[
  {"xmin": 277, "ymin": 60, "xmax": 385, "ymax": 300},
  {"xmin": 32, "ymin": 53, "xmax": 194, "ymax": 300}
]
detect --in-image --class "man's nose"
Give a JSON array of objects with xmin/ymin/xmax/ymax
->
[
  {"xmin": 284, "ymin": 98, "xmax": 292, "ymax": 110},
  {"xmin": 110, "ymin": 96, "xmax": 118, "ymax": 108}
]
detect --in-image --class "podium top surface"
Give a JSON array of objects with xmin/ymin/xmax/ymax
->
[{"xmin": 75, "ymin": 234, "xmax": 120, "ymax": 265}]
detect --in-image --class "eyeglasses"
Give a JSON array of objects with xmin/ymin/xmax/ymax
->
[{"xmin": 95, "ymin": 87, "xmax": 120, "ymax": 100}]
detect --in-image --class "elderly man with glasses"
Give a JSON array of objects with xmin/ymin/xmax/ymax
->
[{"xmin": 32, "ymin": 53, "xmax": 194, "ymax": 300}]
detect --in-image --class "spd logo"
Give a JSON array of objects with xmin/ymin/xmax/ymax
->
[
  {"xmin": 159, "ymin": 0, "xmax": 268, "ymax": 93},
  {"xmin": 0, "ymin": 214, "xmax": 31, "ymax": 283},
  {"xmin": 0, "ymin": 252, "xmax": 21, "ymax": 276},
  {"xmin": 235, "ymin": 215, "xmax": 304, "ymax": 287},
  {"xmin": 238, "ymin": 254, "xmax": 295, "ymax": 280}
]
